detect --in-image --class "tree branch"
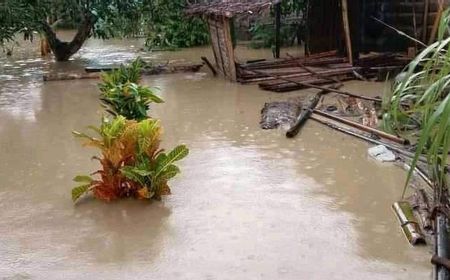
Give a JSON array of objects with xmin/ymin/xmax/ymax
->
[{"xmin": 40, "ymin": 13, "xmax": 96, "ymax": 61}]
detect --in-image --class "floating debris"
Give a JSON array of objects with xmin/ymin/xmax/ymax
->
[
  {"xmin": 368, "ymin": 145, "xmax": 396, "ymax": 162},
  {"xmin": 260, "ymin": 100, "xmax": 302, "ymax": 130}
]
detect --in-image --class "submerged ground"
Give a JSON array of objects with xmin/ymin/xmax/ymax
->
[{"xmin": 0, "ymin": 35, "xmax": 432, "ymax": 279}]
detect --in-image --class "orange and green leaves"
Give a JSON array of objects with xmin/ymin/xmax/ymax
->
[
  {"xmin": 71, "ymin": 117, "xmax": 188, "ymax": 204},
  {"xmin": 72, "ymin": 58, "xmax": 188, "ymax": 204}
]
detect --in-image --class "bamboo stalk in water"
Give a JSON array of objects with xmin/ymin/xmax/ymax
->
[
  {"xmin": 309, "ymin": 114, "xmax": 433, "ymax": 165},
  {"xmin": 429, "ymin": 0, "xmax": 445, "ymax": 44},
  {"xmin": 392, "ymin": 201, "xmax": 426, "ymax": 245},
  {"xmin": 286, "ymin": 84, "xmax": 341, "ymax": 138},
  {"xmin": 434, "ymin": 212, "xmax": 450, "ymax": 279},
  {"xmin": 341, "ymin": 0, "xmax": 353, "ymax": 65},
  {"xmin": 313, "ymin": 109, "xmax": 410, "ymax": 145},
  {"xmin": 411, "ymin": 189, "xmax": 433, "ymax": 232}
]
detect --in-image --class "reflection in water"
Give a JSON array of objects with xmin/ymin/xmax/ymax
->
[
  {"xmin": 0, "ymin": 35, "xmax": 431, "ymax": 279},
  {"xmin": 74, "ymin": 201, "xmax": 172, "ymax": 264}
]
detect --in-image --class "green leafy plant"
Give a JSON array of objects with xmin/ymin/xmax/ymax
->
[
  {"xmin": 249, "ymin": 22, "xmax": 275, "ymax": 49},
  {"xmin": 99, "ymin": 58, "xmax": 164, "ymax": 121},
  {"xmin": 72, "ymin": 116, "xmax": 189, "ymax": 203},
  {"xmin": 144, "ymin": 0, "xmax": 209, "ymax": 50},
  {"xmin": 72, "ymin": 56, "xmax": 188, "ymax": 204},
  {"xmin": 383, "ymin": 9, "xmax": 450, "ymax": 197},
  {"xmin": 99, "ymin": 58, "xmax": 144, "ymax": 90}
]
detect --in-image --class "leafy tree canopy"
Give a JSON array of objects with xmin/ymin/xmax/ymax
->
[
  {"xmin": 144, "ymin": 0, "xmax": 209, "ymax": 50},
  {"xmin": 0, "ymin": 0, "xmax": 146, "ymax": 60}
]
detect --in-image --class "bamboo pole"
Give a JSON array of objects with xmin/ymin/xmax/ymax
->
[
  {"xmin": 403, "ymin": 163, "xmax": 434, "ymax": 189},
  {"xmin": 435, "ymin": 212, "xmax": 450, "ymax": 279},
  {"xmin": 309, "ymin": 114, "xmax": 433, "ymax": 165},
  {"xmin": 432, "ymin": 255, "xmax": 450, "ymax": 271},
  {"xmin": 392, "ymin": 201, "xmax": 426, "ymax": 245},
  {"xmin": 434, "ymin": 173, "xmax": 450, "ymax": 280},
  {"xmin": 245, "ymin": 68, "xmax": 382, "ymax": 103},
  {"xmin": 415, "ymin": 189, "xmax": 433, "ymax": 231},
  {"xmin": 428, "ymin": 0, "xmax": 445, "ymax": 44},
  {"xmin": 313, "ymin": 109, "xmax": 410, "ymax": 145},
  {"xmin": 286, "ymin": 84, "xmax": 341, "ymax": 138},
  {"xmin": 274, "ymin": 3, "xmax": 281, "ymax": 59},
  {"xmin": 422, "ymin": 0, "xmax": 430, "ymax": 42},
  {"xmin": 222, "ymin": 17, "xmax": 237, "ymax": 81},
  {"xmin": 201, "ymin": 56, "xmax": 217, "ymax": 76},
  {"xmin": 304, "ymin": 0, "xmax": 311, "ymax": 56},
  {"xmin": 341, "ymin": 0, "xmax": 354, "ymax": 65},
  {"xmin": 412, "ymin": 0, "xmax": 418, "ymax": 51}
]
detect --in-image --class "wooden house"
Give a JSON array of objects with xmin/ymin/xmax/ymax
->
[
  {"xmin": 186, "ymin": 0, "xmax": 282, "ymax": 81},
  {"xmin": 308, "ymin": 0, "xmax": 450, "ymax": 63},
  {"xmin": 187, "ymin": 0, "xmax": 449, "ymax": 83}
]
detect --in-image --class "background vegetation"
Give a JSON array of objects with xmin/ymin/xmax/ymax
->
[
  {"xmin": 249, "ymin": 0, "xmax": 307, "ymax": 49},
  {"xmin": 144, "ymin": 0, "xmax": 209, "ymax": 50},
  {"xmin": 0, "ymin": 0, "xmax": 209, "ymax": 59}
]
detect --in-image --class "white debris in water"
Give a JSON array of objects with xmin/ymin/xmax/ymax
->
[{"xmin": 368, "ymin": 145, "xmax": 396, "ymax": 162}]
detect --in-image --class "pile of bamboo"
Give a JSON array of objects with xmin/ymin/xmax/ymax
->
[{"xmin": 237, "ymin": 51, "xmax": 408, "ymax": 92}]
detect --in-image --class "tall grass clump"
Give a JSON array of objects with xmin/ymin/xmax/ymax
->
[{"xmin": 383, "ymin": 9, "xmax": 450, "ymax": 197}]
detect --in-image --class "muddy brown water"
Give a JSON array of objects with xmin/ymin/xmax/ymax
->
[{"xmin": 0, "ymin": 34, "xmax": 431, "ymax": 279}]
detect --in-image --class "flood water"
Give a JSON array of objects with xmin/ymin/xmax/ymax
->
[{"xmin": 0, "ymin": 34, "xmax": 431, "ymax": 279}]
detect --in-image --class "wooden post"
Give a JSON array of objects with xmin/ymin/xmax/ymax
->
[
  {"xmin": 201, "ymin": 56, "xmax": 217, "ymax": 76},
  {"xmin": 422, "ymin": 0, "xmax": 430, "ymax": 42},
  {"xmin": 428, "ymin": 0, "xmax": 445, "ymax": 44},
  {"xmin": 341, "ymin": 0, "xmax": 353, "ymax": 65},
  {"xmin": 304, "ymin": 0, "xmax": 310, "ymax": 56},
  {"xmin": 40, "ymin": 35, "xmax": 51, "ymax": 56},
  {"xmin": 40, "ymin": 17, "xmax": 52, "ymax": 56},
  {"xmin": 275, "ymin": 3, "xmax": 281, "ymax": 59},
  {"xmin": 222, "ymin": 17, "xmax": 237, "ymax": 81},
  {"xmin": 207, "ymin": 17, "xmax": 221, "ymax": 75}
]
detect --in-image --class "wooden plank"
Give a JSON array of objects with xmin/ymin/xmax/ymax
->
[
  {"xmin": 259, "ymin": 75, "xmax": 353, "ymax": 92},
  {"xmin": 240, "ymin": 57, "xmax": 348, "ymax": 70},
  {"xmin": 256, "ymin": 67, "xmax": 356, "ymax": 86}
]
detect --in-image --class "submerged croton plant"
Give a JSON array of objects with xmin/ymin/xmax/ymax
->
[
  {"xmin": 98, "ymin": 58, "xmax": 164, "ymax": 121},
  {"xmin": 72, "ymin": 116, "xmax": 189, "ymax": 203},
  {"xmin": 72, "ymin": 58, "xmax": 188, "ymax": 203}
]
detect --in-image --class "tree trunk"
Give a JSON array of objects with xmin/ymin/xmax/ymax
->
[
  {"xmin": 40, "ymin": 35, "xmax": 51, "ymax": 56},
  {"xmin": 41, "ymin": 15, "xmax": 95, "ymax": 62}
]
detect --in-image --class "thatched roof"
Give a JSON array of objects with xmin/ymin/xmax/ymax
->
[{"xmin": 185, "ymin": 0, "xmax": 281, "ymax": 18}]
